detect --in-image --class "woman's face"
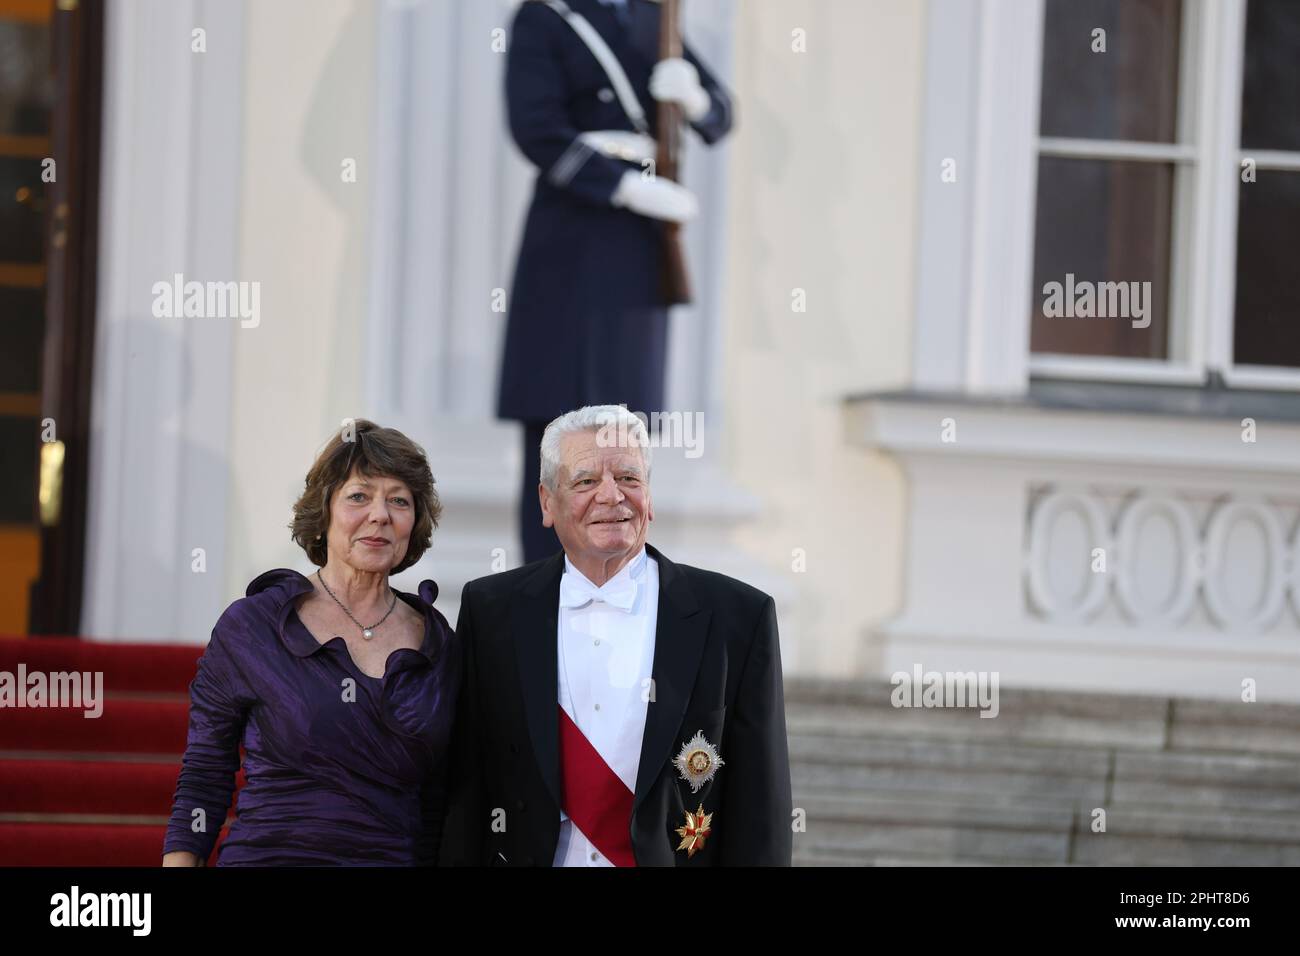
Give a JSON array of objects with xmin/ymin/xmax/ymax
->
[{"xmin": 325, "ymin": 466, "xmax": 415, "ymax": 574}]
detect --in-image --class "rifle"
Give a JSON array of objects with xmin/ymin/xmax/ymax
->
[{"xmin": 656, "ymin": 0, "xmax": 692, "ymax": 306}]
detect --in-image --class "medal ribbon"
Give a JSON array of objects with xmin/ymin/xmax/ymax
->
[{"xmin": 557, "ymin": 705, "xmax": 638, "ymax": 867}]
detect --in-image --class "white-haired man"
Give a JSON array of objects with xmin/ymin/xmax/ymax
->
[{"xmin": 440, "ymin": 405, "xmax": 791, "ymax": 866}]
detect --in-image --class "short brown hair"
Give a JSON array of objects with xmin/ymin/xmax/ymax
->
[{"xmin": 289, "ymin": 419, "xmax": 441, "ymax": 574}]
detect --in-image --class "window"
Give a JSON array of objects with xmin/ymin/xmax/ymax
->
[
  {"xmin": 1234, "ymin": 0, "xmax": 1300, "ymax": 372},
  {"xmin": 1029, "ymin": 0, "xmax": 1300, "ymax": 388}
]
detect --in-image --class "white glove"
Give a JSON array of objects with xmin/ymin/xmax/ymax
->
[
  {"xmin": 611, "ymin": 170, "xmax": 699, "ymax": 223},
  {"xmin": 649, "ymin": 57, "xmax": 711, "ymax": 123}
]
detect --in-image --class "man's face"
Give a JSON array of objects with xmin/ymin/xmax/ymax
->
[{"xmin": 540, "ymin": 429, "xmax": 653, "ymax": 565}]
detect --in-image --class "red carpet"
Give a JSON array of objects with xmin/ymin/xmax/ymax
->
[{"xmin": 0, "ymin": 636, "xmax": 237, "ymax": 866}]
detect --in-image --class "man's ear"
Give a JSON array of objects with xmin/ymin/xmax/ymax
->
[{"xmin": 539, "ymin": 483, "xmax": 554, "ymax": 528}]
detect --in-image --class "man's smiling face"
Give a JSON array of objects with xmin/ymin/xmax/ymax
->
[{"xmin": 540, "ymin": 428, "xmax": 653, "ymax": 572}]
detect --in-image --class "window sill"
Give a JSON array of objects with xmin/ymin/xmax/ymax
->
[
  {"xmin": 848, "ymin": 377, "xmax": 1300, "ymax": 424},
  {"xmin": 845, "ymin": 380, "xmax": 1300, "ymax": 472}
]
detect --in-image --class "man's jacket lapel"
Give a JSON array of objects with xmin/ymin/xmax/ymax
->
[
  {"xmin": 634, "ymin": 544, "xmax": 711, "ymax": 811},
  {"xmin": 511, "ymin": 551, "xmax": 565, "ymax": 814}
]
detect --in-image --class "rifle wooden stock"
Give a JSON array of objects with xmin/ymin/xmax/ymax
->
[{"xmin": 656, "ymin": 0, "xmax": 691, "ymax": 305}]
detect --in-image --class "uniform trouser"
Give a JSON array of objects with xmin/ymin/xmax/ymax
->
[{"xmin": 521, "ymin": 420, "xmax": 562, "ymax": 565}]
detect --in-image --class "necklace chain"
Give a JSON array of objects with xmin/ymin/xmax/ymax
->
[{"xmin": 316, "ymin": 569, "xmax": 398, "ymax": 640}]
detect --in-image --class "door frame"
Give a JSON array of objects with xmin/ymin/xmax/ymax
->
[{"xmin": 28, "ymin": 0, "xmax": 104, "ymax": 634}]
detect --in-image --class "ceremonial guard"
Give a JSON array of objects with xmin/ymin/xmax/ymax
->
[{"xmin": 498, "ymin": 0, "xmax": 734, "ymax": 561}]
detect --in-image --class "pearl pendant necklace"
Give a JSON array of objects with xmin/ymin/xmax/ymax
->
[{"xmin": 317, "ymin": 569, "xmax": 398, "ymax": 641}]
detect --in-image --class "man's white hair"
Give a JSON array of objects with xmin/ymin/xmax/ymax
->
[{"xmin": 540, "ymin": 404, "xmax": 652, "ymax": 491}]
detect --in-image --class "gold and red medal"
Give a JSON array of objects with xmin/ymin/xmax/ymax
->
[
  {"xmin": 675, "ymin": 804, "xmax": 713, "ymax": 858},
  {"xmin": 673, "ymin": 730, "xmax": 723, "ymax": 857}
]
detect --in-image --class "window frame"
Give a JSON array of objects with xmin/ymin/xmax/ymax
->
[
  {"xmin": 1216, "ymin": 0, "xmax": 1300, "ymax": 389},
  {"xmin": 1028, "ymin": 0, "xmax": 1208, "ymax": 385},
  {"xmin": 911, "ymin": 0, "xmax": 1300, "ymax": 395},
  {"xmin": 1027, "ymin": 0, "xmax": 1300, "ymax": 391}
]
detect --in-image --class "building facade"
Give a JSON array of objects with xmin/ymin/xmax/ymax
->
[{"xmin": 81, "ymin": 0, "xmax": 1300, "ymax": 706}]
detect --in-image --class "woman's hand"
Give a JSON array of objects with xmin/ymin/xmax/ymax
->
[{"xmin": 162, "ymin": 851, "xmax": 201, "ymax": 867}]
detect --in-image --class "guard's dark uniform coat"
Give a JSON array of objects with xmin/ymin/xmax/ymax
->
[{"xmin": 497, "ymin": 0, "xmax": 733, "ymax": 423}]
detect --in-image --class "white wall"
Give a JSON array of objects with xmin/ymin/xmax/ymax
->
[
  {"xmin": 224, "ymin": 0, "xmax": 379, "ymax": 602},
  {"xmin": 721, "ymin": 0, "xmax": 925, "ymax": 675},
  {"xmin": 85, "ymin": 0, "xmax": 244, "ymax": 643}
]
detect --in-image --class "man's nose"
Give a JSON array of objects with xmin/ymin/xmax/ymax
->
[{"xmin": 594, "ymin": 474, "xmax": 623, "ymax": 502}]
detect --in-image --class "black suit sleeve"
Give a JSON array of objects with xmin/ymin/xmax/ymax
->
[
  {"xmin": 438, "ymin": 590, "xmax": 486, "ymax": 866},
  {"xmin": 416, "ymin": 768, "xmax": 446, "ymax": 866},
  {"xmin": 718, "ymin": 595, "xmax": 793, "ymax": 865}
]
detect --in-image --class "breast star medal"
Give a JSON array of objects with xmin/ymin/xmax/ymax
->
[
  {"xmin": 674, "ymin": 730, "xmax": 723, "ymax": 793},
  {"xmin": 676, "ymin": 804, "xmax": 713, "ymax": 858}
]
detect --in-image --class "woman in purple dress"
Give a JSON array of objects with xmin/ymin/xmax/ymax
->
[{"xmin": 161, "ymin": 420, "xmax": 459, "ymax": 866}]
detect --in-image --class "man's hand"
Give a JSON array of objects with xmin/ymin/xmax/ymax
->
[
  {"xmin": 611, "ymin": 170, "xmax": 698, "ymax": 223},
  {"xmin": 649, "ymin": 57, "xmax": 711, "ymax": 123}
]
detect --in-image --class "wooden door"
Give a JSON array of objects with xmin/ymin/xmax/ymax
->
[{"xmin": 0, "ymin": 0, "xmax": 102, "ymax": 635}]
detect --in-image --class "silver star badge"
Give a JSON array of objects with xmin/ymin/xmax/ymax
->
[{"xmin": 673, "ymin": 730, "xmax": 724, "ymax": 793}]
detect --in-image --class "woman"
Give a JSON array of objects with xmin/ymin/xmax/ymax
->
[{"xmin": 161, "ymin": 420, "xmax": 459, "ymax": 865}]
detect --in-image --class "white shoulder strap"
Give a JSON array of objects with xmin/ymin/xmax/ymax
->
[{"xmin": 542, "ymin": 0, "xmax": 649, "ymax": 135}]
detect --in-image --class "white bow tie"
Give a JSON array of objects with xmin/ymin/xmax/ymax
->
[{"xmin": 559, "ymin": 572, "xmax": 637, "ymax": 612}]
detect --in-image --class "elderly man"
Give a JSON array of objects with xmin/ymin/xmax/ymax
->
[{"xmin": 440, "ymin": 405, "xmax": 791, "ymax": 866}]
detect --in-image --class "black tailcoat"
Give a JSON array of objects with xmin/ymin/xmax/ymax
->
[{"xmin": 439, "ymin": 544, "xmax": 792, "ymax": 866}]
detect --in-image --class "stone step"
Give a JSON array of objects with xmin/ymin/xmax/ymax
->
[
  {"xmin": 1169, "ymin": 697, "xmax": 1300, "ymax": 757},
  {"xmin": 789, "ymin": 735, "xmax": 1300, "ymax": 812},
  {"xmin": 785, "ymin": 680, "xmax": 1167, "ymax": 750},
  {"xmin": 792, "ymin": 765, "xmax": 1106, "ymax": 810},
  {"xmin": 783, "ymin": 679, "xmax": 1300, "ymax": 864},
  {"xmin": 1081, "ymin": 802, "xmax": 1300, "ymax": 844},
  {"xmin": 791, "ymin": 736, "xmax": 1110, "ymax": 808},
  {"xmin": 792, "ymin": 848, "xmax": 1032, "ymax": 867},
  {"xmin": 791, "ymin": 732, "xmax": 1114, "ymax": 774},
  {"xmin": 1111, "ymin": 750, "xmax": 1300, "ymax": 814},
  {"xmin": 1070, "ymin": 804, "xmax": 1300, "ymax": 866},
  {"xmin": 784, "ymin": 678, "xmax": 1300, "ymax": 756},
  {"xmin": 793, "ymin": 792, "xmax": 1072, "ymax": 864},
  {"xmin": 790, "ymin": 790, "xmax": 1300, "ymax": 866}
]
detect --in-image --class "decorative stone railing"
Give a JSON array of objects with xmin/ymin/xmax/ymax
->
[
  {"xmin": 1026, "ymin": 487, "xmax": 1300, "ymax": 632},
  {"xmin": 848, "ymin": 391, "xmax": 1300, "ymax": 702}
]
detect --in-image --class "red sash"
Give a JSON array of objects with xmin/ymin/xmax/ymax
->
[{"xmin": 557, "ymin": 704, "xmax": 637, "ymax": 867}]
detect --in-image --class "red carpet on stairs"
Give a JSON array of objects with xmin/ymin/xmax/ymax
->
[
  {"xmin": 0, "ymin": 636, "xmax": 238, "ymax": 866},
  {"xmin": 0, "ymin": 636, "xmax": 205, "ymax": 694},
  {"xmin": 0, "ymin": 699, "xmax": 191, "ymax": 753}
]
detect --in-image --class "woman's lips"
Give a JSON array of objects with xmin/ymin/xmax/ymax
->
[{"xmin": 359, "ymin": 537, "xmax": 389, "ymax": 546}]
